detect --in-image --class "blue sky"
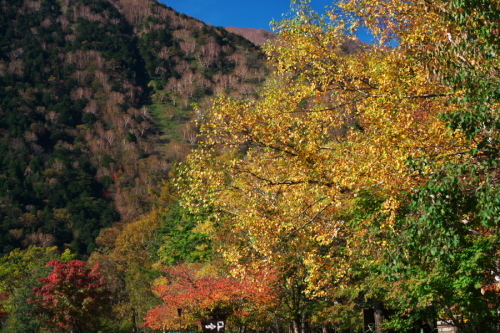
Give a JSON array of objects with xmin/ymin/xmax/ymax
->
[
  {"xmin": 161, "ymin": 0, "xmax": 331, "ymax": 30},
  {"xmin": 160, "ymin": 0, "xmax": 373, "ymax": 42}
]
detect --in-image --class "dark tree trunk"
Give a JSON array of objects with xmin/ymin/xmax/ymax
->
[{"xmin": 373, "ymin": 302, "xmax": 384, "ymax": 333}]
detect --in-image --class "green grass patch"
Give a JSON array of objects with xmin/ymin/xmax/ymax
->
[{"xmin": 148, "ymin": 102, "xmax": 192, "ymax": 142}]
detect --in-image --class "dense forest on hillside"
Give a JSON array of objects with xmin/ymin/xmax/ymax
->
[
  {"xmin": 2, "ymin": 0, "xmax": 500, "ymax": 332},
  {"xmin": 0, "ymin": 0, "xmax": 266, "ymax": 256}
]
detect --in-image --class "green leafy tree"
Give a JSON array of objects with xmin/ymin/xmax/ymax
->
[
  {"xmin": 151, "ymin": 202, "xmax": 212, "ymax": 265},
  {"xmin": 377, "ymin": 0, "xmax": 500, "ymax": 330},
  {"xmin": 0, "ymin": 246, "xmax": 75, "ymax": 332}
]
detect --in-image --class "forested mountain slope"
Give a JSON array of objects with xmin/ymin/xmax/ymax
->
[
  {"xmin": 0, "ymin": 0, "xmax": 267, "ymax": 256},
  {"xmin": 225, "ymin": 27, "xmax": 276, "ymax": 46}
]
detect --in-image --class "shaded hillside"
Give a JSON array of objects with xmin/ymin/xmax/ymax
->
[
  {"xmin": 0, "ymin": 0, "xmax": 267, "ymax": 256},
  {"xmin": 225, "ymin": 27, "xmax": 276, "ymax": 46}
]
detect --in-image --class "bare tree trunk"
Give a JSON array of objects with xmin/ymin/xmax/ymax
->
[
  {"xmin": 292, "ymin": 319, "xmax": 301, "ymax": 333},
  {"xmin": 275, "ymin": 318, "xmax": 283, "ymax": 333},
  {"xmin": 300, "ymin": 311, "xmax": 307, "ymax": 333},
  {"xmin": 373, "ymin": 302, "xmax": 384, "ymax": 333},
  {"xmin": 132, "ymin": 307, "xmax": 139, "ymax": 332}
]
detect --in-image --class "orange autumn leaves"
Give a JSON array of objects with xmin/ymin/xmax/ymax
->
[{"xmin": 144, "ymin": 264, "xmax": 278, "ymax": 330}]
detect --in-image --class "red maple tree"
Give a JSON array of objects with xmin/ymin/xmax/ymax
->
[
  {"xmin": 143, "ymin": 264, "xmax": 278, "ymax": 331},
  {"xmin": 30, "ymin": 259, "xmax": 111, "ymax": 333}
]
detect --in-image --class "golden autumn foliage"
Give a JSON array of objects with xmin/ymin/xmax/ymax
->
[
  {"xmin": 174, "ymin": 0, "xmax": 500, "ymax": 331},
  {"xmin": 179, "ymin": 0, "xmax": 471, "ymax": 295},
  {"xmin": 89, "ymin": 211, "xmax": 164, "ymax": 328}
]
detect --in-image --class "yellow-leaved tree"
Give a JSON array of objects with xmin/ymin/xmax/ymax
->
[{"xmin": 176, "ymin": 0, "xmax": 486, "ymax": 331}]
